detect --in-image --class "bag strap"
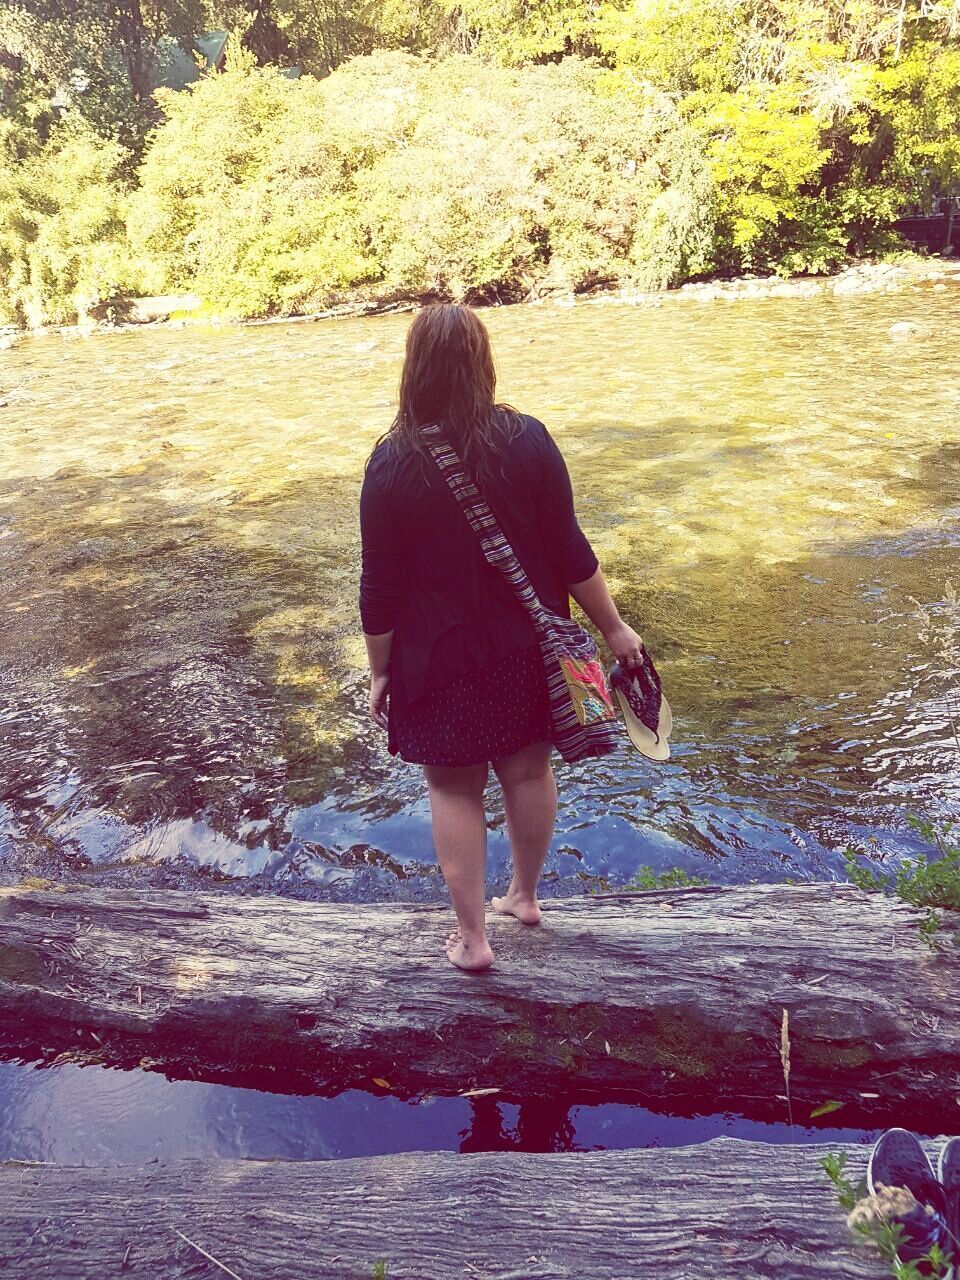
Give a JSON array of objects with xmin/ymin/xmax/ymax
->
[{"xmin": 420, "ymin": 423, "xmax": 550, "ymax": 630}]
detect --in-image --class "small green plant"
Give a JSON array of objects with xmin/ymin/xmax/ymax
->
[
  {"xmin": 918, "ymin": 911, "xmax": 942, "ymax": 947},
  {"xmin": 821, "ymin": 1152, "xmax": 864, "ymax": 1211},
  {"xmin": 371, "ymin": 1263, "xmax": 389, "ymax": 1279},
  {"xmin": 844, "ymin": 818, "xmax": 960, "ymax": 949},
  {"xmin": 821, "ymin": 1153, "xmax": 951, "ymax": 1278},
  {"xmin": 626, "ymin": 865, "xmax": 710, "ymax": 890},
  {"xmin": 586, "ymin": 865, "xmax": 710, "ymax": 893}
]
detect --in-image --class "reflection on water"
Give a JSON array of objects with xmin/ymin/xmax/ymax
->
[
  {"xmin": 0, "ymin": 1061, "xmax": 880, "ymax": 1166},
  {"xmin": 1, "ymin": 289, "xmax": 959, "ymax": 892}
]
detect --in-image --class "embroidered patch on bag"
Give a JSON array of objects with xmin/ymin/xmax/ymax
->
[{"xmin": 559, "ymin": 656, "xmax": 616, "ymax": 726}]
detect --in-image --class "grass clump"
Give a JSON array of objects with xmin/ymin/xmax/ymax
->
[
  {"xmin": 844, "ymin": 818, "xmax": 960, "ymax": 948},
  {"xmin": 583, "ymin": 865, "xmax": 711, "ymax": 896},
  {"xmin": 626, "ymin": 865, "xmax": 710, "ymax": 890},
  {"xmin": 587, "ymin": 865, "xmax": 710, "ymax": 894}
]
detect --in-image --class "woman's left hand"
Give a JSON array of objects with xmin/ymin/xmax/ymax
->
[
  {"xmin": 604, "ymin": 621, "xmax": 645, "ymax": 668},
  {"xmin": 369, "ymin": 673, "xmax": 390, "ymax": 730}
]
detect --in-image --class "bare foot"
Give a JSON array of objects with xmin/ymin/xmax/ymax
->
[
  {"xmin": 491, "ymin": 891, "xmax": 542, "ymax": 925},
  {"xmin": 444, "ymin": 927, "xmax": 494, "ymax": 972}
]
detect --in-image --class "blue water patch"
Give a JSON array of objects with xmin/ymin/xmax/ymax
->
[
  {"xmin": 285, "ymin": 789, "xmax": 854, "ymax": 891},
  {"xmin": 0, "ymin": 1061, "xmax": 886, "ymax": 1168}
]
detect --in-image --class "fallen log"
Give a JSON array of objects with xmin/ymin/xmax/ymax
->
[
  {"xmin": 1, "ymin": 882, "xmax": 958, "ymax": 1126},
  {"xmin": 0, "ymin": 1138, "xmax": 891, "ymax": 1278}
]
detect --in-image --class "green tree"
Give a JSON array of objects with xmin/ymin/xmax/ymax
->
[
  {"xmin": 207, "ymin": 0, "xmax": 459, "ymax": 74},
  {"xmin": 0, "ymin": 114, "xmax": 136, "ymax": 326},
  {"xmin": 875, "ymin": 39, "xmax": 960, "ymax": 218},
  {"xmin": 434, "ymin": 0, "xmax": 610, "ymax": 64},
  {"xmin": 129, "ymin": 51, "xmax": 714, "ymax": 315},
  {"xmin": 597, "ymin": 0, "xmax": 747, "ymax": 94},
  {"xmin": 597, "ymin": 0, "xmax": 960, "ymax": 273},
  {"xmin": 700, "ymin": 80, "xmax": 831, "ymax": 271},
  {"xmin": 0, "ymin": 0, "xmax": 210, "ymax": 149}
]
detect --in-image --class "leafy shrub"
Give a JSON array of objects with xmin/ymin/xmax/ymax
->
[
  {"xmin": 129, "ymin": 51, "xmax": 716, "ymax": 316},
  {"xmin": 0, "ymin": 115, "xmax": 136, "ymax": 326},
  {"xmin": 129, "ymin": 53, "xmax": 377, "ymax": 316}
]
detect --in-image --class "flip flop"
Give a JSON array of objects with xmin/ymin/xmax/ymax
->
[{"xmin": 609, "ymin": 652, "xmax": 672, "ymax": 761}]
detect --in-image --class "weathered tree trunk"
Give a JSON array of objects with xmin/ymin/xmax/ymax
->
[
  {"xmin": 1, "ymin": 882, "xmax": 957, "ymax": 1126},
  {"xmin": 0, "ymin": 1138, "xmax": 891, "ymax": 1278},
  {"xmin": 944, "ymin": 202, "xmax": 957, "ymax": 254}
]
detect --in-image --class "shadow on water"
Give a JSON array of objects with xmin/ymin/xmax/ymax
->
[
  {"xmin": 605, "ymin": 520, "xmax": 960, "ymax": 862},
  {"xmin": 0, "ymin": 461, "xmax": 402, "ymax": 883},
  {"xmin": 0, "ymin": 458, "xmax": 958, "ymax": 898},
  {"xmin": 0, "ymin": 1060, "xmax": 887, "ymax": 1167}
]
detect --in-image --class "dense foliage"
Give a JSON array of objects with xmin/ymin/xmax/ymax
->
[
  {"xmin": 128, "ymin": 52, "xmax": 712, "ymax": 316},
  {"xmin": 0, "ymin": 115, "xmax": 138, "ymax": 326},
  {"xmin": 1, "ymin": 0, "xmax": 958, "ymax": 323}
]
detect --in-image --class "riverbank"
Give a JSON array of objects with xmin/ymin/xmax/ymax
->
[
  {"xmin": 628, "ymin": 256, "xmax": 960, "ymax": 304},
  {"xmin": 1, "ymin": 257, "xmax": 957, "ymax": 349}
]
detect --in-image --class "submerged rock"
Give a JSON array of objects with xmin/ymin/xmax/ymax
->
[
  {"xmin": 889, "ymin": 320, "xmax": 922, "ymax": 339},
  {"xmin": 89, "ymin": 294, "xmax": 203, "ymax": 325}
]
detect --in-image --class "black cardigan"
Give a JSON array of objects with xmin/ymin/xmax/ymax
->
[{"xmin": 359, "ymin": 413, "xmax": 599, "ymax": 719}]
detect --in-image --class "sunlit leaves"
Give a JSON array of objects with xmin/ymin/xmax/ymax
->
[
  {"xmin": 128, "ymin": 53, "xmax": 715, "ymax": 314},
  {"xmin": 0, "ymin": 113, "xmax": 138, "ymax": 326}
]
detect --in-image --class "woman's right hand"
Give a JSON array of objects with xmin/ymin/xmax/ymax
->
[
  {"xmin": 604, "ymin": 621, "xmax": 645, "ymax": 668},
  {"xmin": 369, "ymin": 673, "xmax": 390, "ymax": 730}
]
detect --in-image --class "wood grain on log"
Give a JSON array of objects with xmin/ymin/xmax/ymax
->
[
  {"xmin": 0, "ymin": 1138, "xmax": 890, "ymax": 1278},
  {"xmin": 1, "ymin": 883, "xmax": 957, "ymax": 1125}
]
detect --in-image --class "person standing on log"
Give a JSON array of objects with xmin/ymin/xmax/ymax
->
[{"xmin": 359, "ymin": 304, "xmax": 643, "ymax": 971}]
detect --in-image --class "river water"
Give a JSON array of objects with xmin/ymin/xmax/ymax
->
[
  {"xmin": 1, "ymin": 288, "xmax": 959, "ymax": 898},
  {"xmin": 0, "ymin": 1060, "xmax": 882, "ymax": 1164}
]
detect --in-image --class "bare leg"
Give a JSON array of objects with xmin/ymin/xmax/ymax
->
[
  {"xmin": 491, "ymin": 740, "xmax": 556, "ymax": 925},
  {"xmin": 424, "ymin": 761, "xmax": 494, "ymax": 971}
]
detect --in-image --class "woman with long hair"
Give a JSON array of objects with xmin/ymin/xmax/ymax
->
[{"xmin": 359, "ymin": 303, "xmax": 643, "ymax": 970}]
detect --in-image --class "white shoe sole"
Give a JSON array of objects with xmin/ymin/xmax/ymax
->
[{"xmin": 613, "ymin": 686, "xmax": 672, "ymax": 761}]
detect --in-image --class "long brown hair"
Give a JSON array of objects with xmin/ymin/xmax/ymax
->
[{"xmin": 380, "ymin": 303, "xmax": 519, "ymax": 476}]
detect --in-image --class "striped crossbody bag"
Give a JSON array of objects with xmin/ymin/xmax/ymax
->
[{"xmin": 422, "ymin": 424, "xmax": 620, "ymax": 765}]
